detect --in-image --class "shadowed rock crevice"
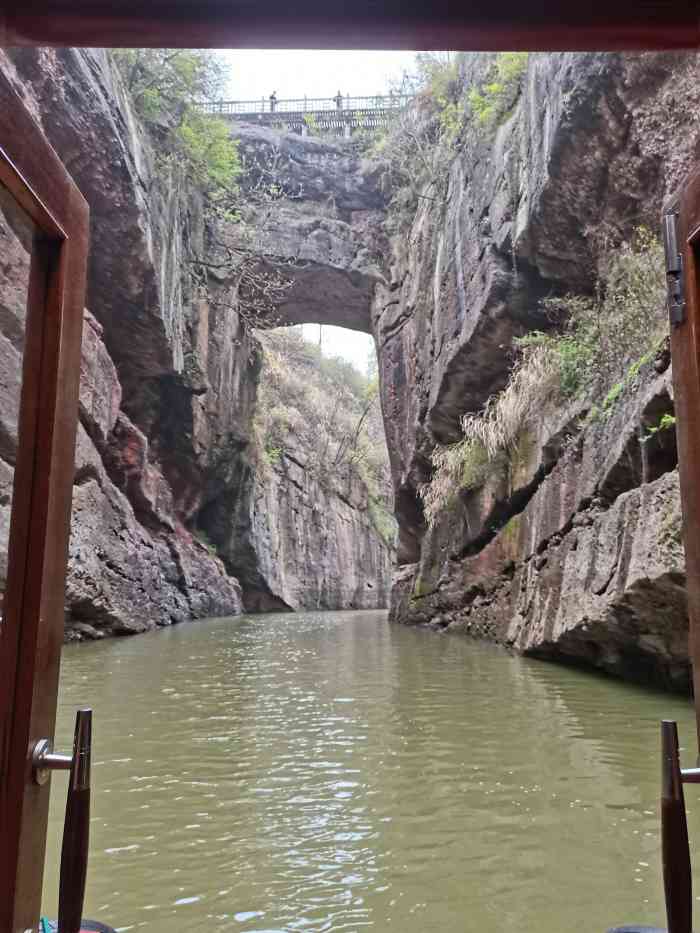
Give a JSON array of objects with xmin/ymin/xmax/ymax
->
[
  {"xmin": 426, "ymin": 256, "xmax": 557, "ymax": 445},
  {"xmin": 394, "ymin": 485, "xmax": 427, "ymax": 566}
]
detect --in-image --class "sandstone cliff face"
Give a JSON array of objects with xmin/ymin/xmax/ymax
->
[
  {"xmin": 392, "ymin": 364, "xmax": 687, "ymax": 687},
  {"xmin": 217, "ymin": 449, "xmax": 392, "ymax": 612},
  {"xmin": 383, "ymin": 52, "xmax": 699, "ymax": 687},
  {"xmin": 0, "ymin": 48, "xmax": 393, "ymax": 637}
]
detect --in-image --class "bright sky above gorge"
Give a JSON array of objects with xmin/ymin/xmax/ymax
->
[
  {"xmin": 221, "ymin": 49, "xmax": 417, "ymax": 101},
  {"xmin": 219, "ymin": 50, "xmax": 417, "ymax": 375}
]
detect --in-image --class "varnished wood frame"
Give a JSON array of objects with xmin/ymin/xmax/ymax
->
[
  {"xmin": 669, "ymin": 170, "xmax": 700, "ymax": 752},
  {"xmin": 0, "ymin": 0, "xmax": 698, "ymax": 50},
  {"xmin": 0, "ymin": 77, "xmax": 89, "ymax": 931}
]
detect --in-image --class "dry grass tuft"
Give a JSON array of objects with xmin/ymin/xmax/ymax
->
[
  {"xmin": 421, "ymin": 227, "xmax": 666, "ymax": 526},
  {"xmin": 421, "ymin": 345, "xmax": 558, "ymax": 525}
]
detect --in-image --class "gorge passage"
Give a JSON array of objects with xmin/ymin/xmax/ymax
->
[{"xmin": 0, "ymin": 48, "xmax": 696, "ymax": 687}]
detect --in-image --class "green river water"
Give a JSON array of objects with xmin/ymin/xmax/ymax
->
[{"xmin": 41, "ymin": 610, "xmax": 700, "ymax": 932}]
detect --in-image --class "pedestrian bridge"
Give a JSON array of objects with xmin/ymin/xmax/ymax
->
[{"xmin": 200, "ymin": 94, "xmax": 414, "ymax": 136}]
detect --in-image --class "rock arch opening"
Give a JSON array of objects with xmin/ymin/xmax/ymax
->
[{"xmin": 194, "ymin": 322, "xmax": 396, "ymax": 612}]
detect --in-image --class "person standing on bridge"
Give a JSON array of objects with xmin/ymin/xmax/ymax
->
[
  {"xmin": 269, "ymin": 91, "xmax": 277, "ymax": 112},
  {"xmin": 334, "ymin": 90, "xmax": 343, "ymax": 111}
]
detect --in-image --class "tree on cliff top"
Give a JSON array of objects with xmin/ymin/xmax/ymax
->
[{"xmin": 111, "ymin": 49, "xmax": 241, "ymax": 193}]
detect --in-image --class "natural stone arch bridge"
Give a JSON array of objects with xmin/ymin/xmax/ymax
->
[
  {"xmin": 226, "ymin": 123, "xmax": 392, "ymax": 335},
  {"xmin": 201, "ymin": 93, "xmax": 414, "ymax": 136}
]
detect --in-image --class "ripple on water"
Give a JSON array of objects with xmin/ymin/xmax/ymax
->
[{"xmin": 42, "ymin": 610, "xmax": 698, "ymax": 933}]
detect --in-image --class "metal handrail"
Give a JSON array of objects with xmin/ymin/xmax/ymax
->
[{"xmin": 199, "ymin": 94, "xmax": 414, "ymax": 116}]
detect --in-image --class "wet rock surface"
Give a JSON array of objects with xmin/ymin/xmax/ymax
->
[{"xmin": 384, "ymin": 52, "xmax": 700, "ymax": 687}]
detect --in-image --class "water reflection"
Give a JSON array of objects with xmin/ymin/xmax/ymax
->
[{"xmin": 44, "ymin": 611, "xmax": 698, "ymax": 932}]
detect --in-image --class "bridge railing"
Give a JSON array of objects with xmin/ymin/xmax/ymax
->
[{"xmin": 200, "ymin": 94, "xmax": 415, "ymax": 117}]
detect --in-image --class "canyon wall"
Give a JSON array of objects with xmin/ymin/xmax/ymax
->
[
  {"xmin": 1, "ymin": 45, "xmax": 696, "ymax": 681},
  {"xmin": 380, "ymin": 52, "xmax": 699, "ymax": 688},
  {"xmin": 219, "ymin": 449, "xmax": 392, "ymax": 612},
  {"xmin": 0, "ymin": 47, "xmax": 393, "ymax": 637}
]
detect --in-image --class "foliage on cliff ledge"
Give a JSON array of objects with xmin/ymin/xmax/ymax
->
[
  {"xmin": 421, "ymin": 344, "xmax": 557, "ymax": 522},
  {"xmin": 406, "ymin": 51, "xmax": 528, "ymax": 140},
  {"xmin": 422, "ymin": 227, "xmax": 667, "ymax": 525},
  {"xmin": 529, "ymin": 228, "xmax": 666, "ymax": 398},
  {"xmin": 111, "ymin": 49, "xmax": 241, "ymax": 193},
  {"xmin": 112, "ymin": 50, "xmax": 301, "ymax": 334},
  {"xmin": 467, "ymin": 53, "xmax": 529, "ymax": 131},
  {"xmin": 254, "ymin": 328, "xmax": 396, "ymax": 547},
  {"xmin": 376, "ymin": 52, "xmax": 528, "ymax": 216}
]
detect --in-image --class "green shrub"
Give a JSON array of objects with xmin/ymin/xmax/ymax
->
[
  {"xmin": 644, "ymin": 413, "xmax": 676, "ymax": 440},
  {"xmin": 111, "ymin": 48, "xmax": 241, "ymax": 194},
  {"xmin": 415, "ymin": 53, "xmax": 467, "ymax": 140},
  {"xmin": 414, "ymin": 51, "xmax": 528, "ymax": 138},
  {"xmin": 415, "ymin": 52, "xmax": 462, "ymax": 104},
  {"xmin": 378, "ymin": 51, "xmax": 529, "ymax": 219},
  {"xmin": 264, "ymin": 443, "xmax": 283, "ymax": 466},
  {"xmin": 517, "ymin": 227, "xmax": 665, "ymax": 404},
  {"xmin": 468, "ymin": 52, "xmax": 529, "ymax": 132},
  {"xmin": 602, "ymin": 381, "xmax": 625, "ymax": 410},
  {"xmin": 303, "ymin": 113, "xmax": 321, "ymax": 136},
  {"xmin": 177, "ymin": 110, "xmax": 241, "ymax": 190},
  {"xmin": 543, "ymin": 227, "xmax": 665, "ymax": 397}
]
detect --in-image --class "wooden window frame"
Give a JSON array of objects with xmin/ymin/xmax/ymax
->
[
  {"xmin": 0, "ymin": 75, "xmax": 89, "ymax": 931},
  {"xmin": 668, "ymin": 170, "xmax": 700, "ymax": 751},
  {"xmin": 1, "ymin": 0, "xmax": 698, "ymax": 50}
]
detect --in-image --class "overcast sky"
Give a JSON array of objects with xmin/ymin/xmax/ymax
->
[
  {"xmin": 299, "ymin": 324, "xmax": 376, "ymax": 376},
  {"xmin": 219, "ymin": 50, "xmax": 417, "ymax": 373},
  {"xmin": 220, "ymin": 49, "xmax": 417, "ymax": 103}
]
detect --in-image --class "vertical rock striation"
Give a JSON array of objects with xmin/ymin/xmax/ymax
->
[
  {"xmin": 381, "ymin": 51, "xmax": 700, "ymax": 687},
  {"xmin": 0, "ymin": 48, "xmax": 394, "ymax": 637}
]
